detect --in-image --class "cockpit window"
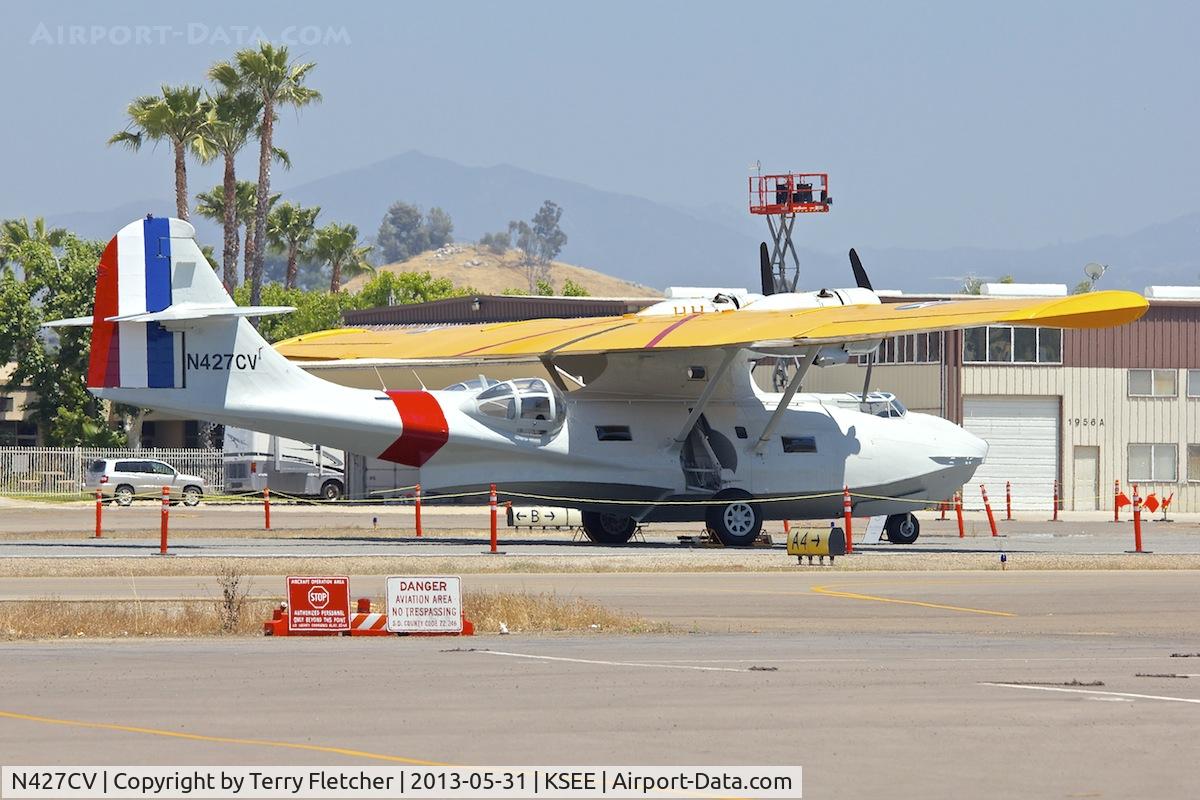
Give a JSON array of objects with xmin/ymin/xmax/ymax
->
[
  {"xmin": 859, "ymin": 392, "xmax": 907, "ymax": 418},
  {"xmin": 443, "ymin": 377, "xmax": 501, "ymax": 392},
  {"xmin": 468, "ymin": 377, "xmax": 567, "ymax": 435}
]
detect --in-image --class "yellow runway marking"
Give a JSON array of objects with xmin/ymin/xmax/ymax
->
[
  {"xmin": 0, "ymin": 710, "xmax": 447, "ymax": 765},
  {"xmin": 809, "ymin": 584, "xmax": 1016, "ymax": 617}
]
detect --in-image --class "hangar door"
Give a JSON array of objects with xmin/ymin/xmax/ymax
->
[{"xmin": 963, "ymin": 397, "xmax": 1059, "ymax": 511}]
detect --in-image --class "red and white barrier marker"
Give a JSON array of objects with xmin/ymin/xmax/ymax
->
[
  {"xmin": 263, "ymin": 486, "xmax": 271, "ymax": 530},
  {"xmin": 1051, "ymin": 479, "xmax": 1060, "ymax": 522},
  {"xmin": 1005, "ymin": 480, "xmax": 1012, "ymax": 521},
  {"xmin": 842, "ymin": 485, "xmax": 854, "ymax": 554},
  {"xmin": 955, "ymin": 491, "xmax": 964, "ymax": 538},
  {"xmin": 1113, "ymin": 479, "xmax": 1121, "ymax": 523},
  {"xmin": 1129, "ymin": 483, "xmax": 1148, "ymax": 554},
  {"xmin": 94, "ymin": 489, "xmax": 102, "ymax": 539},
  {"xmin": 414, "ymin": 483, "xmax": 423, "ymax": 538},
  {"xmin": 488, "ymin": 483, "xmax": 499, "ymax": 554},
  {"xmin": 158, "ymin": 485, "xmax": 170, "ymax": 555},
  {"xmin": 981, "ymin": 484, "xmax": 998, "ymax": 537}
]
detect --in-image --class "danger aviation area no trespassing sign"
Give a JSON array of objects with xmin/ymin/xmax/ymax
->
[{"xmin": 386, "ymin": 575, "xmax": 463, "ymax": 633}]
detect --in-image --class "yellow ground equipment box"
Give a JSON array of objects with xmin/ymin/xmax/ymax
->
[{"xmin": 787, "ymin": 526, "xmax": 846, "ymax": 563}]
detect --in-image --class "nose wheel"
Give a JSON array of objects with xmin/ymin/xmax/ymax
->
[
  {"xmin": 581, "ymin": 511, "xmax": 637, "ymax": 544},
  {"xmin": 705, "ymin": 490, "xmax": 763, "ymax": 547}
]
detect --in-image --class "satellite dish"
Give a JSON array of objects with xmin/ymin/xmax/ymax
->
[{"xmin": 1084, "ymin": 262, "xmax": 1107, "ymax": 280}]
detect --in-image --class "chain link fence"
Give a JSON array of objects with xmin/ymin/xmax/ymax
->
[{"xmin": 0, "ymin": 447, "xmax": 224, "ymax": 497}]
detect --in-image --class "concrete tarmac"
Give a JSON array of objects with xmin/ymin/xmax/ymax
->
[{"xmin": 2, "ymin": 571, "xmax": 1199, "ymax": 797}]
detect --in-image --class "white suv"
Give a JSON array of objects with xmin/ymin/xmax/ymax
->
[{"xmin": 85, "ymin": 458, "xmax": 206, "ymax": 506}]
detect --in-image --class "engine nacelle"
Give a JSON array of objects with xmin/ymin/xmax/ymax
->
[{"xmin": 744, "ymin": 287, "xmax": 881, "ymax": 311}]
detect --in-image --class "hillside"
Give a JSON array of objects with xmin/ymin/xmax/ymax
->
[{"xmin": 344, "ymin": 244, "xmax": 661, "ymax": 297}]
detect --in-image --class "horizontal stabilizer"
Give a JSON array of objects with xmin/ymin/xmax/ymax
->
[
  {"xmin": 42, "ymin": 316, "xmax": 95, "ymax": 328},
  {"xmin": 107, "ymin": 304, "xmax": 295, "ymax": 323},
  {"xmin": 43, "ymin": 305, "xmax": 295, "ymax": 328}
]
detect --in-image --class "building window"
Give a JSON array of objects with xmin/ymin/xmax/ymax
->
[
  {"xmin": 1128, "ymin": 444, "xmax": 1177, "ymax": 482},
  {"xmin": 1187, "ymin": 370, "xmax": 1200, "ymax": 398},
  {"xmin": 1128, "ymin": 369, "xmax": 1177, "ymax": 398},
  {"xmin": 963, "ymin": 327, "xmax": 1061, "ymax": 364},
  {"xmin": 0, "ymin": 397, "xmax": 13, "ymax": 412},
  {"xmin": 1189, "ymin": 446, "xmax": 1200, "ymax": 482},
  {"xmin": 857, "ymin": 331, "xmax": 943, "ymax": 364},
  {"xmin": 0, "ymin": 421, "xmax": 37, "ymax": 446}
]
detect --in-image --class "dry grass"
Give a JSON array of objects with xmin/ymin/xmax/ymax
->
[
  {"xmin": 0, "ymin": 598, "xmax": 278, "ymax": 639},
  {"xmin": 342, "ymin": 244, "xmax": 660, "ymax": 297},
  {"xmin": 0, "ymin": 592, "xmax": 664, "ymax": 640},
  {"xmin": 462, "ymin": 591, "xmax": 667, "ymax": 635}
]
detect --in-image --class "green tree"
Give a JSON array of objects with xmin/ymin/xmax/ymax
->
[
  {"xmin": 312, "ymin": 222, "xmax": 372, "ymax": 292},
  {"xmin": 0, "ymin": 236, "xmax": 125, "ymax": 446},
  {"xmin": 560, "ymin": 278, "xmax": 589, "ymax": 296},
  {"xmin": 210, "ymin": 43, "xmax": 320, "ymax": 309},
  {"xmin": 267, "ymin": 202, "xmax": 321, "ymax": 289},
  {"xmin": 108, "ymin": 84, "xmax": 208, "ymax": 220},
  {"xmin": 509, "ymin": 201, "xmax": 568, "ymax": 292},
  {"xmin": 193, "ymin": 90, "xmax": 262, "ymax": 290},
  {"xmin": 355, "ymin": 271, "xmax": 468, "ymax": 308},
  {"xmin": 478, "ymin": 230, "xmax": 510, "ymax": 255},
  {"xmin": 0, "ymin": 217, "xmax": 68, "ymax": 277},
  {"xmin": 376, "ymin": 202, "xmax": 455, "ymax": 263},
  {"xmin": 233, "ymin": 283, "xmax": 359, "ymax": 343},
  {"xmin": 961, "ymin": 275, "xmax": 984, "ymax": 295}
]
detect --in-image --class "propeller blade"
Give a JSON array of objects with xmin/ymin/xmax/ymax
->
[
  {"xmin": 759, "ymin": 242, "xmax": 775, "ymax": 295},
  {"xmin": 849, "ymin": 248, "xmax": 873, "ymax": 291}
]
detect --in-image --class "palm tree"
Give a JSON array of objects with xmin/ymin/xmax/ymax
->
[
  {"xmin": 267, "ymin": 202, "xmax": 321, "ymax": 289},
  {"xmin": 312, "ymin": 223, "xmax": 372, "ymax": 293},
  {"xmin": 1, "ymin": 217, "xmax": 68, "ymax": 276},
  {"xmin": 194, "ymin": 182, "xmax": 277, "ymax": 285},
  {"xmin": 193, "ymin": 90, "xmax": 260, "ymax": 290},
  {"xmin": 210, "ymin": 43, "xmax": 320, "ymax": 308},
  {"xmin": 108, "ymin": 85, "xmax": 208, "ymax": 220}
]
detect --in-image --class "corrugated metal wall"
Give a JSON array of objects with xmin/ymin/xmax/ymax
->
[
  {"xmin": 962, "ymin": 366, "xmax": 1200, "ymax": 511},
  {"xmin": 1065, "ymin": 306, "xmax": 1200, "ymax": 368}
]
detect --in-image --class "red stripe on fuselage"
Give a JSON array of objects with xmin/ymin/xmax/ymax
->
[
  {"xmin": 87, "ymin": 237, "xmax": 120, "ymax": 387},
  {"xmin": 379, "ymin": 391, "xmax": 450, "ymax": 467}
]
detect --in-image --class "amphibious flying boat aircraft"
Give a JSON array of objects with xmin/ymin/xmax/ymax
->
[{"xmin": 49, "ymin": 218, "xmax": 1148, "ymax": 545}]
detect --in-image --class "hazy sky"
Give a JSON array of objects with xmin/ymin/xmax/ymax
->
[{"xmin": 2, "ymin": 0, "xmax": 1197, "ymax": 252}]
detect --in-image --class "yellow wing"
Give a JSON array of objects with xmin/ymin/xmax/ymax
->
[{"xmin": 274, "ymin": 290, "xmax": 1148, "ymax": 362}]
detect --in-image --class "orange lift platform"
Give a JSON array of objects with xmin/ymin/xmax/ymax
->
[{"xmin": 749, "ymin": 171, "xmax": 831, "ymax": 294}]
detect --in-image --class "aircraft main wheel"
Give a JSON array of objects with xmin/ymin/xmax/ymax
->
[
  {"xmin": 885, "ymin": 513, "xmax": 920, "ymax": 544},
  {"xmin": 581, "ymin": 511, "xmax": 637, "ymax": 544},
  {"xmin": 706, "ymin": 491, "xmax": 763, "ymax": 547}
]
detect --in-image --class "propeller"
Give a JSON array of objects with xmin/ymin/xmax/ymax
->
[
  {"xmin": 759, "ymin": 242, "xmax": 776, "ymax": 295},
  {"xmin": 849, "ymin": 248, "xmax": 873, "ymax": 291}
]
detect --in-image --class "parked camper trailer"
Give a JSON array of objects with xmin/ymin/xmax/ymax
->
[{"xmin": 222, "ymin": 427, "xmax": 346, "ymax": 500}]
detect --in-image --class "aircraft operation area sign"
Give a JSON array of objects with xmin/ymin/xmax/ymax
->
[
  {"xmin": 386, "ymin": 575, "xmax": 463, "ymax": 633},
  {"xmin": 286, "ymin": 576, "xmax": 350, "ymax": 632}
]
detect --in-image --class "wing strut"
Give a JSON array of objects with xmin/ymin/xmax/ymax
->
[
  {"xmin": 753, "ymin": 348, "xmax": 819, "ymax": 454},
  {"xmin": 673, "ymin": 349, "xmax": 740, "ymax": 444}
]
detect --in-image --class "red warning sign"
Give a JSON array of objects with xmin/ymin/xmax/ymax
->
[{"xmin": 287, "ymin": 576, "xmax": 350, "ymax": 632}]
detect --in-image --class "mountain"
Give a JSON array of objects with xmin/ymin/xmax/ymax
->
[{"xmin": 42, "ymin": 151, "xmax": 1200, "ymax": 293}]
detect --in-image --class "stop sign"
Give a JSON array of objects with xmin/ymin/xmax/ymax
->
[{"xmin": 286, "ymin": 576, "xmax": 350, "ymax": 632}]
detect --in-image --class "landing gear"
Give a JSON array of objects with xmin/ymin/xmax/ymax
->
[
  {"xmin": 885, "ymin": 512, "xmax": 920, "ymax": 544},
  {"xmin": 706, "ymin": 490, "xmax": 763, "ymax": 547},
  {"xmin": 581, "ymin": 511, "xmax": 637, "ymax": 544}
]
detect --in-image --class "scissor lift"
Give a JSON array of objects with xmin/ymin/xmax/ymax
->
[{"xmin": 749, "ymin": 172, "xmax": 831, "ymax": 293}]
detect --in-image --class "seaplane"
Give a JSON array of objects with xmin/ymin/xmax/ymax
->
[{"xmin": 49, "ymin": 217, "xmax": 1147, "ymax": 545}]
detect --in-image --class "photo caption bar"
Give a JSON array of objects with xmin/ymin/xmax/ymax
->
[{"xmin": 2, "ymin": 766, "xmax": 801, "ymax": 799}]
